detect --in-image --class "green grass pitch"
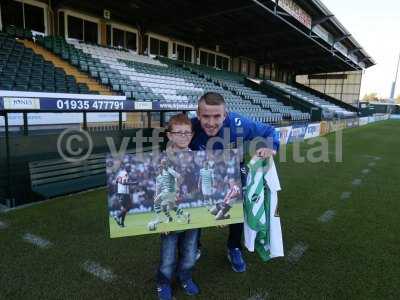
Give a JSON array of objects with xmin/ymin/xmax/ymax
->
[
  {"xmin": 1, "ymin": 120, "xmax": 400, "ymax": 299},
  {"xmin": 110, "ymin": 203, "xmax": 243, "ymax": 237}
]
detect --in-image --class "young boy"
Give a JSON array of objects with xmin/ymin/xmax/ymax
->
[{"xmin": 156, "ymin": 113, "xmax": 200, "ymax": 300}]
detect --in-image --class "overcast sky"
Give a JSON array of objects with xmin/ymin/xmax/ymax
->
[{"xmin": 322, "ymin": 0, "xmax": 400, "ymax": 98}]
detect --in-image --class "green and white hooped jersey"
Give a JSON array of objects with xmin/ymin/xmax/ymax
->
[
  {"xmin": 156, "ymin": 167, "xmax": 179, "ymax": 193},
  {"xmin": 244, "ymin": 157, "xmax": 284, "ymax": 262}
]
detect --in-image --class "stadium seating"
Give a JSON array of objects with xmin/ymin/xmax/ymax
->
[
  {"xmin": 68, "ymin": 39, "xmax": 220, "ymax": 104},
  {"xmin": 264, "ymin": 80, "xmax": 356, "ymax": 119},
  {"xmin": 3, "ymin": 25, "xmax": 33, "ymax": 40},
  {"xmin": 38, "ymin": 37, "xmax": 284, "ymax": 124},
  {"xmin": 179, "ymin": 61, "xmax": 310, "ymax": 122},
  {"xmin": 158, "ymin": 58, "xmax": 287, "ymax": 123},
  {"xmin": 2, "ymin": 31, "xmax": 312, "ymax": 124},
  {"xmin": 0, "ymin": 33, "xmax": 91, "ymax": 93}
]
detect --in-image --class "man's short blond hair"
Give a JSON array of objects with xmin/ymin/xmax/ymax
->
[{"xmin": 198, "ymin": 92, "xmax": 226, "ymax": 106}]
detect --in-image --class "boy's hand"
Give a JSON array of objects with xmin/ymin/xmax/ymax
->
[{"xmin": 162, "ymin": 231, "xmax": 170, "ymax": 235}]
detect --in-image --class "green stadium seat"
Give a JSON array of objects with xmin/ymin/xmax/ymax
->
[
  {"xmin": 78, "ymin": 84, "xmax": 90, "ymax": 93},
  {"xmin": 0, "ymin": 82, "xmax": 13, "ymax": 90},
  {"xmin": 112, "ymin": 84, "xmax": 120, "ymax": 92},
  {"xmin": 30, "ymin": 85, "xmax": 43, "ymax": 92},
  {"xmin": 90, "ymin": 70, "xmax": 98, "ymax": 78},
  {"xmin": 14, "ymin": 83, "xmax": 29, "ymax": 91},
  {"xmin": 100, "ymin": 77, "xmax": 109, "ymax": 85}
]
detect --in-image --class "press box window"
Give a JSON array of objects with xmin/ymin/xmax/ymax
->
[
  {"xmin": 184, "ymin": 47, "xmax": 192, "ymax": 62},
  {"xmin": 177, "ymin": 44, "xmax": 185, "ymax": 61},
  {"xmin": 150, "ymin": 37, "xmax": 169, "ymax": 57},
  {"xmin": 222, "ymin": 57, "xmax": 229, "ymax": 71},
  {"xmin": 216, "ymin": 55, "xmax": 223, "ymax": 69},
  {"xmin": 150, "ymin": 37, "xmax": 159, "ymax": 55},
  {"xmin": 126, "ymin": 32, "xmax": 137, "ymax": 51},
  {"xmin": 113, "ymin": 28, "xmax": 124, "ymax": 47},
  {"xmin": 24, "ymin": 3, "xmax": 45, "ymax": 33},
  {"xmin": 159, "ymin": 40, "xmax": 168, "ymax": 57},
  {"xmin": 84, "ymin": 20, "xmax": 98, "ymax": 44},
  {"xmin": 2, "ymin": 1, "xmax": 46, "ymax": 33},
  {"xmin": 200, "ymin": 51, "xmax": 207, "ymax": 65},
  {"xmin": 208, "ymin": 53, "xmax": 215, "ymax": 67},
  {"xmin": 67, "ymin": 15, "xmax": 83, "ymax": 40},
  {"xmin": 1, "ymin": 1, "xmax": 23, "ymax": 28}
]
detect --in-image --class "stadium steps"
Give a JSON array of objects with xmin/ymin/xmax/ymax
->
[
  {"xmin": 19, "ymin": 40, "xmax": 114, "ymax": 95},
  {"xmin": 169, "ymin": 60, "xmax": 291, "ymax": 123},
  {"xmin": 293, "ymin": 81, "xmax": 358, "ymax": 112},
  {"xmin": 263, "ymin": 80, "xmax": 356, "ymax": 119}
]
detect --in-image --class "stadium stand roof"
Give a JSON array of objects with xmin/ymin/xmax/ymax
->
[{"xmin": 51, "ymin": 0, "xmax": 374, "ymax": 74}]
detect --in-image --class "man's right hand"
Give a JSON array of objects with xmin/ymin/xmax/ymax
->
[{"xmin": 256, "ymin": 147, "xmax": 276, "ymax": 159}]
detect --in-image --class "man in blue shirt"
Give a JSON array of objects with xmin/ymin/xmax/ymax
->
[{"xmin": 190, "ymin": 92, "xmax": 279, "ymax": 273}]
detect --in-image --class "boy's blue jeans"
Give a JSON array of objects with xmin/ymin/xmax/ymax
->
[{"xmin": 157, "ymin": 229, "xmax": 199, "ymax": 285}]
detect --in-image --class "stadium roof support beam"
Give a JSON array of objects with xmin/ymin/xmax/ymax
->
[
  {"xmin": 56, "ymin": 0, "xmax": 373, "ymax": 71},
  {"xmin": 274, "ymin": 0, "xmax": 297, "ymax": 18},
  {"xmin": 311, "ymin": 14, "xmax": 334, "ymax": 28},
  {"xmin": 333, "ymin": 34, "xmax": 352, "ymax": 45},
  {"xmin": 250, "ymin": 0, "xmax": 359, "ymax": 71},
  {"xmin": 359, "ymin": 56, "xmax": 372, "ymax": 62},
  {"xmin": 311, "ymin": 0, "xmax": 375, "ymax": 66},
  {"xmin": 348, "ymin": 48, "xmax": 362, "ymax": 55}
]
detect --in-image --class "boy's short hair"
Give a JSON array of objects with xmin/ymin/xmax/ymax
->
[
  {"xmin": 167, "ymin": 113, "xmax": 193, "ymax": 132},
  {"xmin": 198, "ymin": 92, "xmax": 226, "ymax": 106}
]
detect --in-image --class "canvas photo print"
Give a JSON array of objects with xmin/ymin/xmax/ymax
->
[{"xmin": 107, "ymin": 149, "xmax": 243, "ymax": 237}]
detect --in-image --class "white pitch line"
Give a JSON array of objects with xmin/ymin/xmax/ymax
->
[
  {"xmin": 352, "ymin": 178, "xmax": 362, "ymax": 186},
  {"xmin": 368, "ymin": 162, "xmax": 376, "ymax": 167},
  {"xmin": 22, "ymin": 233, "xmax": 52, "ymax": 249},
  {"xmin": 247, "ymin": 291, "xmax": 269, "ymax": 300},
  {"xmin": 364, "ymin": 155, "xmax": 382, "ymax": 161},
  {"xmin": 287, "ymin": 242, "xmax": 308, "ymax": 264},
  {"xmin": 361, "ymin": 169, "xmax": 370, "ymax": 175},
  {"xmin": 318, "ymin": 210, "xmax": 336, "ymax": 223},
  {"xmin": 82, "ymin": 260, "xmax": 116, "ymax": 282},
  {"xmin": 0, "ymin": 220, "xmax": 8, "ymax": 229},
  {"xmin": 340, "ymin": 192, "xmax": 351, "ymax": 200}
]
